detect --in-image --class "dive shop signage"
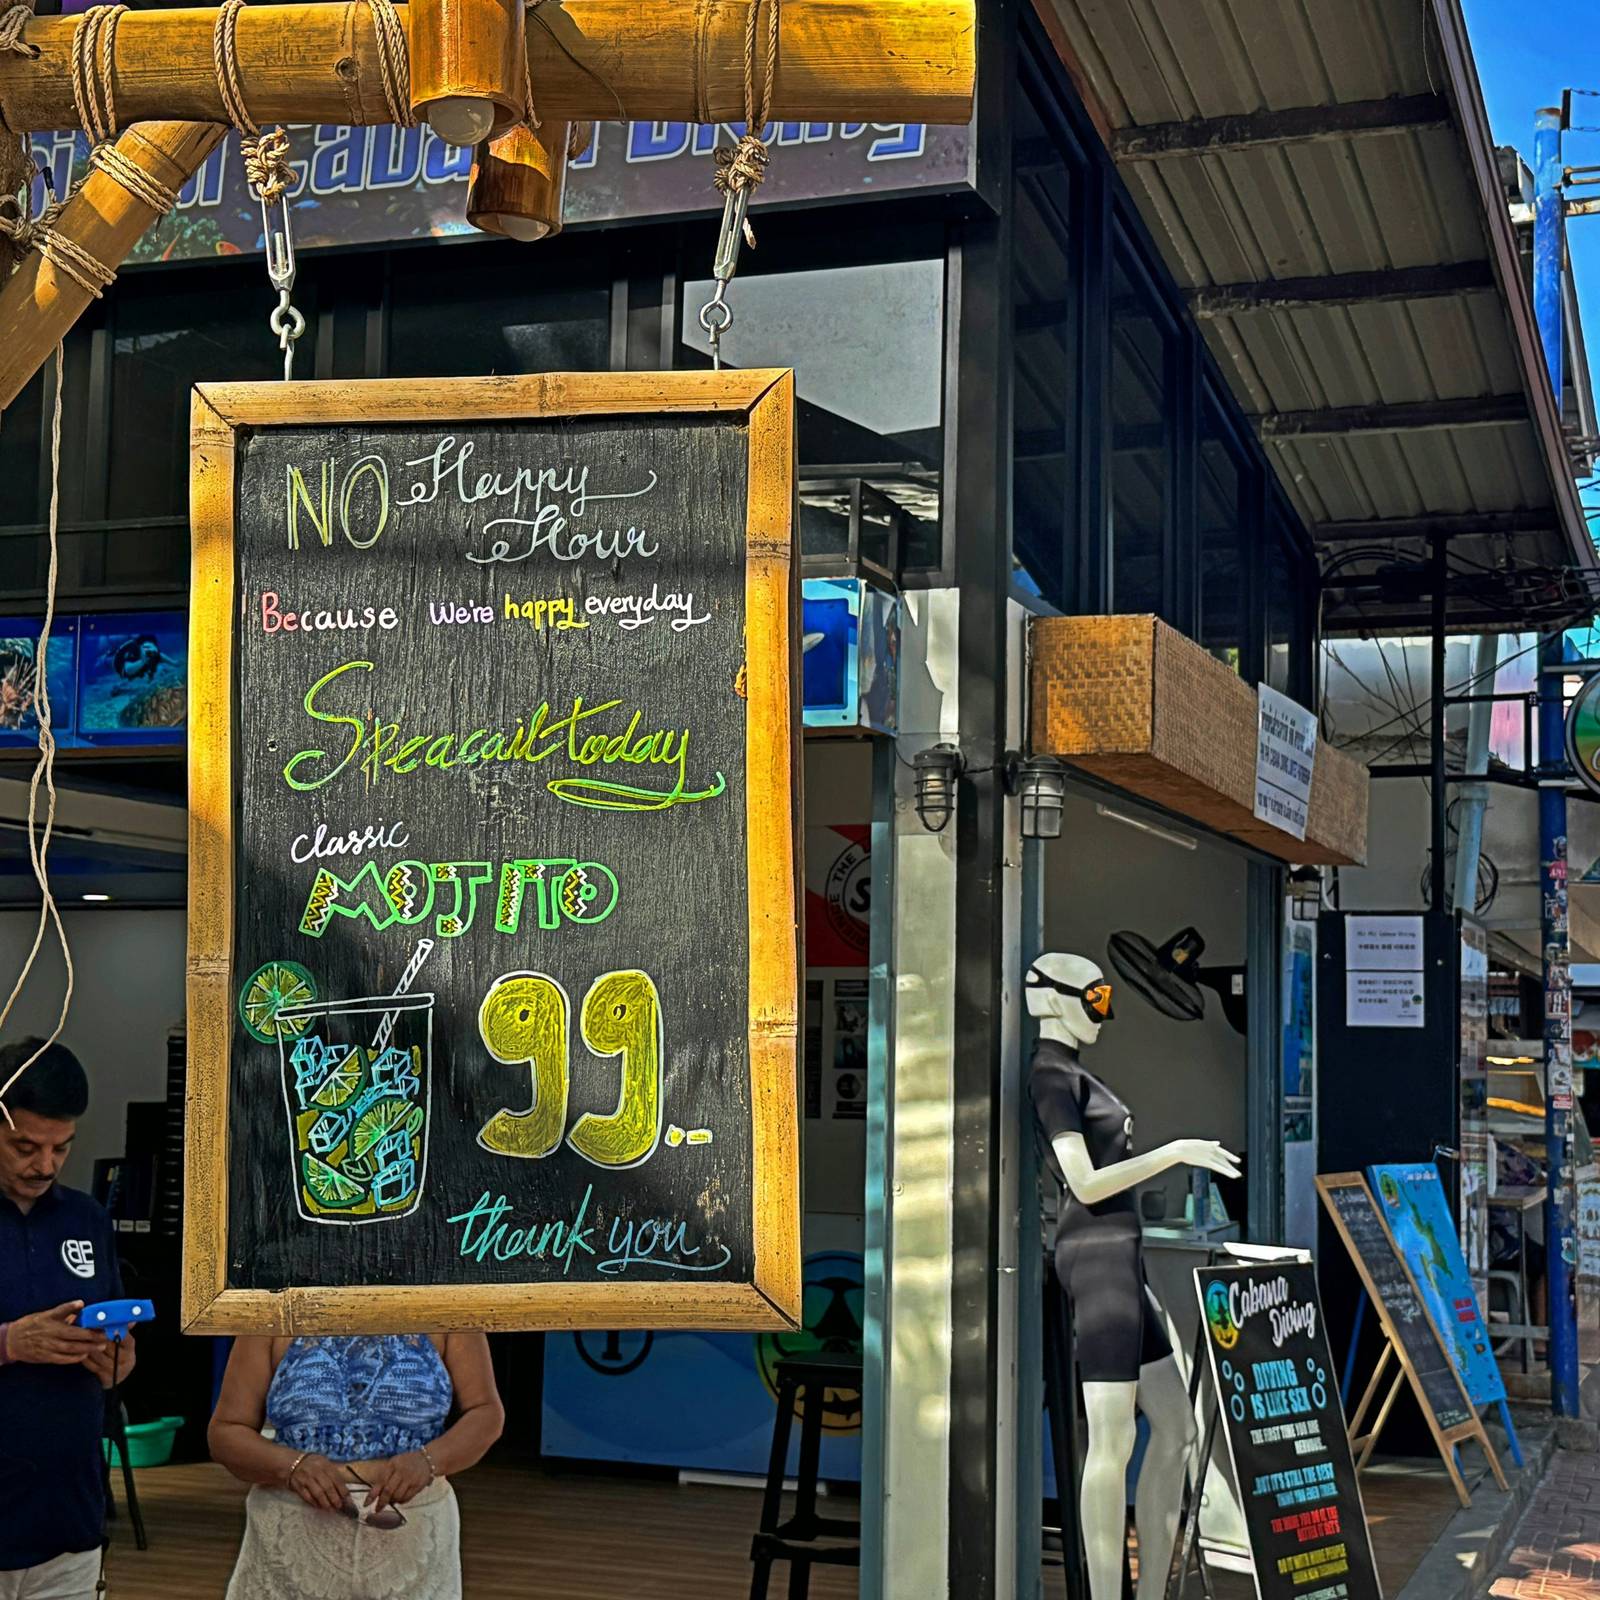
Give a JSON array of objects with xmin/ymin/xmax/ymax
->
[
  {"xmin": 25, "ymin": 120, "xmax": 969, "ymax": 266},
  {"xmin": 1195, "ymin": 1262, "xmax": 1380, "ymax": 1600},
  {"xmin": 1566, "ymin": 671, "xmax": 1600, "ymax": 799},
  {"xmin": 183, "ymin": 373, "xmax": 802, "ymax": 1333}
]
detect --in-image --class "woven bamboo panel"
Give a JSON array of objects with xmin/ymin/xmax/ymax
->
[{"xmin": 1030, "ymin": 614, "xmax": 1368, "ymax": 867}]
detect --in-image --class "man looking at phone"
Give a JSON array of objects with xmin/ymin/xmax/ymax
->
[{"xmin": 0, "ymin": 1038, "xmax": 136, "ymax": 1599}]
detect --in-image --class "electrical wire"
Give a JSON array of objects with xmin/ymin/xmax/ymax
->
[{"xmin": 1331, "ymin": 633, "xmax": 1542, "ymax": 755}]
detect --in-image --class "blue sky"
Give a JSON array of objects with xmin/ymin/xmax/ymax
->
[
  {"xmin": 1464, "ymin": 0, "xmax": 1600, "ymax": 403},
  {"xmin": 1463, "ymin": 0, "xmax": 1600, "ymax": 548}
]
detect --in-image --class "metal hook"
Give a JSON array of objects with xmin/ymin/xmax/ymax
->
[
  {"xmin": 698, "ymin": 282, "xmax": 733, "ymax": 371},
  {"xmin": 259, "ymin": 189, "xmax": 303, "ymax": 380}
]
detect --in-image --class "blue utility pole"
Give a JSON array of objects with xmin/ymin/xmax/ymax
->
[{"xmin": 1534, "ymin": 104, "xmax": 1580, "ymax": 1421}]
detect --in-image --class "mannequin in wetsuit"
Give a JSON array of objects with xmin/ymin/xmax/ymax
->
[{"xmin": 1027, "ymin": 950, "xmax": 1240, "ymax": 1600}]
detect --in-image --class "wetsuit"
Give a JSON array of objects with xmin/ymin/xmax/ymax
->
[{"xmin": 1029, "ymin": 1036, "xmax": 1172, "ymax": 1383}]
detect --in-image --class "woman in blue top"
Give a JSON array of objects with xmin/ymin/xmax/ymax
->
[{"xmin": 209, "ymin": 1333, "xmax": 503, "ymax": 1599}]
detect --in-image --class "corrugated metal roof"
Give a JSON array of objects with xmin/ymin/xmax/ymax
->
[{"xmin": 1040, "ymin": 0, "xmax": 1597, "ymax": 631}]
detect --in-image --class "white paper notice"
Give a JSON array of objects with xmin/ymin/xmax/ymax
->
[
  {"xmin": 1345, "ymin": 914, "xmax": 1425, "ymax": 972},
  {"xmin": 1345, "ymin": 913, "xmax": 1427, "ymax": 1027},
  {"xmin": 1254, "ymin": 685, "xmax": 1318, "ymax": 842},
  {"xmin": 1346, "ymin": 971, "xmax": 1426, "ymax": 1028}
]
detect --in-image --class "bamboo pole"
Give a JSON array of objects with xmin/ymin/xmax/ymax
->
[
  {"xmin": 467, "ymin": 120, "xmax": 569, "ymax": 241},
  {"xmin": 408, "ymin": 0, "xmax": 524, "ymax": 146},
  {"xmin": 0, "ymin": 0, "xmax": 976, "ymax": 134},
  {"xmin": 0, "ymin": 121, "xmax": 226, "ymax": 412}
]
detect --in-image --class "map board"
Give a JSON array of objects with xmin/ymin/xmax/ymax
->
[
  {"xmin": 1316, "ymin": 1174, "xmax": 1503, "ymax": 1507},
  {"xmin": 1367, "ymin": 1163, "xmax": 1505, "ymax": 1408}
]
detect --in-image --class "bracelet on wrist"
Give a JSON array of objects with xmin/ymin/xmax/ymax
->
[
  {"xmin": 286, "ymin": 1451, "xmax": 309, "ymax": 1486},
  {"xmin": 419, "ymin": 1444, "xmax": 437, "ymax": 1482}
]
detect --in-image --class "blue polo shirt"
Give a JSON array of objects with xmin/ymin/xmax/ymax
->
[{"xmin": 0, "ymin": 1183, "xmax": 121, "ymax": 1571}]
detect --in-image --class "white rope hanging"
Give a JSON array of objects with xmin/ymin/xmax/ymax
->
[{"xmin": 0, "ymin": 344, "xmax": 76, "ymax": 1125}]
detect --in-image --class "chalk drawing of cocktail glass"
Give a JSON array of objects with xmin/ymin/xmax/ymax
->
[{"xmin": 239, "ymin": 944, "xmax": 435, "ymax": 1226}]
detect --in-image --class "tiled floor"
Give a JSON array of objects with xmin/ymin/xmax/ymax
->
[{"xmin": 1490, "ymin": 1448, "xmax": 1600, "ymax": 1600}]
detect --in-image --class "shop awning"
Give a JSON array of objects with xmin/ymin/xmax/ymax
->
[
  {"xmin": 1030, "ymin": 615, "xmax": 1369, "ymax": 865},
  {"xmin": 1037, "ymin": 0, "xmax": 1599, "ymax": 633}
]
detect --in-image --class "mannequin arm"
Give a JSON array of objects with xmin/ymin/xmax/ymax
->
[{"xmin": 1051, "ymin": 1132, "xmax": 1239, "ymax": 1208}]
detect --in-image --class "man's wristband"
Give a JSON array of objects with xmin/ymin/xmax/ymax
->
[{"xmin": 0, "ymin": 1322, "xmax": 10, "ymax": 1366}]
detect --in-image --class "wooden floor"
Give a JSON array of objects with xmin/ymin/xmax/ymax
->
[
  {"xmin": 105, "ymin": 1457, "xmax": 859, "ymax": 1598},
  {"xmin": 1190, "ymin": 1460, "xmax": 1463, "ymax": 1600},
  {"xmin": 104, "ymin": 1454, "xmax": 1459, "ymax": 1598}
]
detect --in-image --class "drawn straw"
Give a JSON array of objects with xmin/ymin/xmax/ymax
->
[{"xmin": 370, "ymin": 938, "xmax": 434, "ymax": 1055}]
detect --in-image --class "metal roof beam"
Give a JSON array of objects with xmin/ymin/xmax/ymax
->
[
  {"xmin": 1188, "ymin": 261, "xmax": 1497, "ymax": 317},
  {"xmin": 1111, "ymin": 95, "xmax": 1449, "ymax": 160},
  {"xmin": 1257, "ymin": 395, "xmax": 1525, "ymax": 438},
  {"xmin": 1312, "ymin": 510, "xmax": 1556, "ymax": 544}
]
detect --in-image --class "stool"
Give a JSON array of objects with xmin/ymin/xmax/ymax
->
[
  {"xmin": 1487, "ymin": 1267, "xmax": 1536, "ymax": 1373},
  {"xmin": 749, "ymin": 1354, "xmax": 862, "ymax": 1599}
]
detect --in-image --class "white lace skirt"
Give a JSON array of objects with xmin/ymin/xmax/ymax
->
[{"xmin": 224, "ymin": 1479, "xmax": 461, "ymax": 1600}]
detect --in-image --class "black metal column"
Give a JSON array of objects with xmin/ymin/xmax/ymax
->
[
  {"xmin": 1429, "ymin": 534, "xmax": 1448, "ymax": 912},
  {"xmin": 947, "ymin": 0, "xmax": 1015, "ymax": 1591},
  {"xmin": 1245, "ymin": 860, "xmax": 1283, "ymax": 1243}
]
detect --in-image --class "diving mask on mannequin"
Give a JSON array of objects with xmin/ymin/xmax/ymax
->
[{"xmin": 1025, "ymin": 951, "xmax": 1114, "ymax": 1048}]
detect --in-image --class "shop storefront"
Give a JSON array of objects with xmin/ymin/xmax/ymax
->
[{"xmin": 1, "ymin": 0, "xmax": 1590, "ymax": 1596}]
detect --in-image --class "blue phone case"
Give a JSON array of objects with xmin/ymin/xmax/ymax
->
[{"xmin": 76, "ymin": 1298, "xmax": 155, "ymax": 1340}]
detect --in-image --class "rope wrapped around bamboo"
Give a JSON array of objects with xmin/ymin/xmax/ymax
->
[
  {"xmin": 1, "ymin": 138, "xmax": 180, "ymax": 298},
  {"xmin": 0, "ymin": 0, "xmax": 977, "ymax": 133},
  {"xmin": 0, "ymin": 120, "xmax": 226, "ymax": 410}
]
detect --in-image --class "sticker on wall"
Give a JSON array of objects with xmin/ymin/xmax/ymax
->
[
  {"xmin": 831, "ymin": 979, "xmax": 868, "ymax": 1120},
  {"xmin": 806, "ymin": 826, "xmax": 871, "ymax": 969}
]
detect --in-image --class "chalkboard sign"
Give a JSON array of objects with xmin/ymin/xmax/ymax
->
[
  {"xmin": 184, "ymin": 373, "xmax": 802, "ymax": 1333},
  {"xmin": 1316, "ymin": 1175, "xmax": 1469, "ymax": 1431},
  {"xmin": 1316, "ymin": 1174, "xmax": 1504, "ymax": 1508},
  {"xmin": 1193, "ymin": 1263, "xmax": 1380, "ymax": 1600}
]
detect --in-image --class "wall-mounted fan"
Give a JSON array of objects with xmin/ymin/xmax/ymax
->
[{"xmin": 1105, "ymin": 926, "xmax": 1248, "ymax": 1035}]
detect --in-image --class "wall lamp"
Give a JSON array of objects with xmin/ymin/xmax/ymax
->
[
  {"xmin": 912, "ymin": 743, "xmax": 964, "ymax": 833},
  {"xmin": 1006, "ymin": 754, "xmax": 1068, "ymax": 840},
  {"xmin": 910, "ymin": 746, "xmax": 1069, "ymax": 841}
]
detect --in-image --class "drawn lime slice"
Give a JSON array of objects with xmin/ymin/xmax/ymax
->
[
  {"xmin": 302, "ymin": 1151, "xmax": 364, "ymax": 1209},
  {"xmin": 308, "ymin": 1049, "xmax": 363, "ymax": 1109},
  {"xmin": 351, "ymin": 1097, "xmax": 421, "ymax": 1160},
  {"xmin": 239, "ymin": 961, "xmax": 318, "ymax": 1044}
]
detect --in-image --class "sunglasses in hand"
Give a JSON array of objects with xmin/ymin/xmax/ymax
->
[{"xmin": 342, "ymin": 1475, "xmax": 407, "ymax": 1531}]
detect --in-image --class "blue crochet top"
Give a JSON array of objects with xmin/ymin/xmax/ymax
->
[{"xmin": 266, "ymin": 1335, "xmax": 452, "ymax": 1462}]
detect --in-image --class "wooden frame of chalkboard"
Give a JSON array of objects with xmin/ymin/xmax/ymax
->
[
  {"xmin": 1316, "ymin": 1173, "xmax": 1505, "ymax": 1507},
  {"xmin": 183, "ymin": 372, "xmax": 801, "ymax": 1333}
]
